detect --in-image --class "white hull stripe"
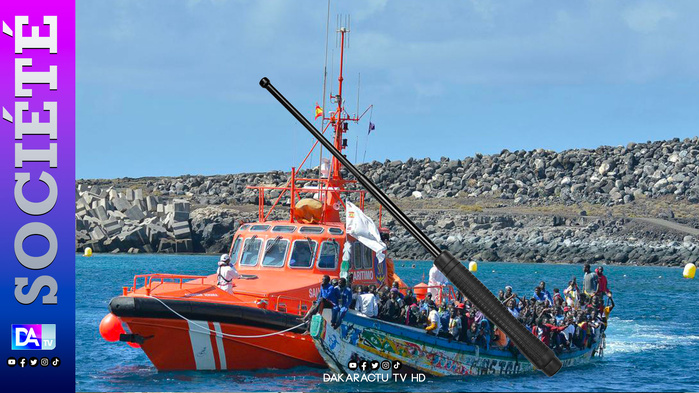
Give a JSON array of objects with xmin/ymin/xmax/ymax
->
[
  {"xmin": 187, "ymin": 320, "xmax": 216, "ymax": 370},
  {"xmin": 213, "ymin": 322, "xmax": 227, "ymax": 370}
]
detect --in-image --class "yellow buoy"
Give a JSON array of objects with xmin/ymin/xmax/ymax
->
[
  {"xmin": 83, "ymin": 247, "xmax": 92, "ymax": 257},
  {"xmin": 683, "ymin": 263, "xmax": 696, "ymax": 279},
  {"xmin": 468, "ymin": 261, "xmax": 478, "ymax": 272}
]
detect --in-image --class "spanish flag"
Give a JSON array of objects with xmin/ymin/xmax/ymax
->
[{"xmin": 314, "ymin": 103, "xmax": 323, "ymax": 120}]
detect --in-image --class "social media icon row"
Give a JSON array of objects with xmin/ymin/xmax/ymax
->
[
  {"xmin": 347, "ymin": 359, "xmax": 402, "ymax": 371},
  {"xmin": 7, "ymin": 357, "xmax": 59, "ymax": 368}
]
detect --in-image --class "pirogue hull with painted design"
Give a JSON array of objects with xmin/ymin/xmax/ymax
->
[{"xmin": 311, "ymin": 310, "xmax": 602, "ymax": 377}]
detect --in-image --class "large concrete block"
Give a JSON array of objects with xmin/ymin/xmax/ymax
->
[
  {"xmin": 134, "ymin": 189, "xmax": 143, "ymax": 200},
  {"xmin": 76, "ymin": 216, "xmax": 86, "ymax": 231},
  {"xmin": 174, "ymin": 239, "xmax": 193, "ymax": 253},
  {"xmin": 83, "ymin": 193, "xmax": 94, "ymax": 205},
  {"xmin": 162, "ymin": 212, "xmax": 174, "ymax": 229},
  {"xmin": 103, "ymin": 236, "xmax": 123, "ymax": 251},
  {"xmin": 158, "ymin": 238, "xmax": 175, "ymax": 253},
  {"xmin": 136, "ymin": 199, "xmax": 147, "ymax": 212},
  {"xmin": 113, "ymin": 197, "xmax": 131, "ymax": 212},
  {"xmin": 108, "ymin": 210, "xmax": 126, "ymax": 220},
  {"xmin": 108, "ymin": 188, "xmax": 118, "ymax": 200},
  {"xmin": 146, "ymin": 196, "xmax": 157, "ymax": 212},
  {"xmin": 91, "ymin": 200, "xmax": 99, "ymax": 210},
  {"xmin": 173, "ymin": 210, "xmax": 189, "ymax": 222},
  {"xmin": 172, "ymin": 220, "xmax": 191, "ymax": 239},
  {"xmin": 124, "ymin": 188, "xmax": 134, "ymax": 201},
  {"xmin": 173, "ymin": 199, "xmax": 190, "ymax": 213},
  {"xmin": 97, "ymin": 198, "xmax": 112, "ymax": 211},
  {"xmin": 146, "ymin": 223, "xmax": 168, "ymax": 245},
  {"xmin": 89, "ymin": 185, "xmax": 102, "ymax": 197},
  {"xmin": 78, "ymin": 184, "xmax": 89, "ymax": 192},
  {"xmin": 90, "ymin": 226, "xmax": 106, "ymax": 241},
  {"xmin": 119, "ymin": 227, "xmax": 147, "ymax": 248},
  {"xmin": 125, "ymin": 205, "xmax": 146, "ymax": 221},
  {"xmin": 103, "ymin": 219, "xmax": 123, "ymax": 236},
  {"xmin": 76, "ymin": 201, "xmax": 88, "ymax": 218},
  {"xmin": 91, "ymin": 205, "xmax": 108, "ymax": 221}
]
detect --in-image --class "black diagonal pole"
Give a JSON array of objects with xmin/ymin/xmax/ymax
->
[{"xmin": 259, "ymin": 77, "xmax": 562, "ymax": 377}]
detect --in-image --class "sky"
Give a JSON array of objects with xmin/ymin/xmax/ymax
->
[{"xmin": 76, "ymin": 0, "xmax": 699, "ymax": 179}]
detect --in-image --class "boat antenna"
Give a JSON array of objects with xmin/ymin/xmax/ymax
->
[
  {"xmin": 318, "ymin": 0, "xmax": 331, "ymax": 195},
  {"xmin": 362, "ymin": 106, "xmax": 373, "ymax": 163},
  {"xmin": 258, "ymin": 77, "xmax": 563, "ymax": 377}
]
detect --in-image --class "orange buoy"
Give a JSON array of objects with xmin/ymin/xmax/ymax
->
[
  {"xmin": 127, "ymin": 342, "xmax": 141, "ymax": 349},
  {"xmin": 99, "ymin": 313, "xmax": 125, "ymax": 342},
  {"xmin": 413, "ymin": 282, "xmax": 428, "ymax": 301}
]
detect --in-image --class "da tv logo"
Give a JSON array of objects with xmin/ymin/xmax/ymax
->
[{"xmin": 11, "ymin": 324, "xmax": 56, "ymax": 350}]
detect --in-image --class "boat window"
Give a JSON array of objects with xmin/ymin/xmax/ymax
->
[
  {"xmin": 289, "ymin": 239, "xmax": 317, "ymax": 269},
  {"xmin": 239, "ymin": 224, "xmax": 250, "ymax": 231},
  {"xmin": 351, "ymin": 242, "xmax": 361, "ymax": 270},
  {"xmin": 250, "ymin": 224, "xmax": 271, "ymax": 232},
  {"xmin": 230, "ymin": 237, "xmax": 242, "ymax": 265},
  {"xmin": 240, "ymin": 237, "xmax": 262, "ymax": 266},
  {"xmin": 299, "ymin": 226, "xmax": 324, "ymax": 234},
  {"xmin": 328, "ymin": 227, "xmax": 344, "ymax": 235},
  {"xmin": 351, "ymin": 242, "xmax": 373, "ymax": 269},
  {"xmin": 362, "ymin": 244, "xmax": 374, "ymax": 269},
  {"xmin": 262, "ymin": 237, "xmax": 289, "ymax": 267},
  {"xmin": 272, "ymin": 225, "xmax": 296, "ymax": 233},
  {"xmin": 318, "ymin": 240, "xmax": 339, "ymax": 270}
]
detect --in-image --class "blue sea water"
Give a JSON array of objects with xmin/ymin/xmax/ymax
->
[{"xmin": 76, "ymin": 254, "xmax": 698, "ymax": 392}]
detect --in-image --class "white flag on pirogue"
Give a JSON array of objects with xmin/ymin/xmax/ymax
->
[{"xmin": 345, "ymin": 201, "xmax": 386, "ymax": 263}]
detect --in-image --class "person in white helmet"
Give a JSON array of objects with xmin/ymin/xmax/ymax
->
[{"xmin": 217, "ymin": 254, "xmax": 240, "ymax": 293}]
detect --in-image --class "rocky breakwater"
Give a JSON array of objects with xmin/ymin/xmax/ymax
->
[
  {"xmin": 90, "ymin": 137, "xmax": 699, "ymax": 207},
  {"xmin": 76, "ymin": 184, "xmax": 196, "ymax": 253},
  {"xmin": 383, "ymin": 211, "xmax": 698, "ymax": 267},
  {"xmin": 352, "ymin": 137, "xmax": 699, "ymax": 205}
]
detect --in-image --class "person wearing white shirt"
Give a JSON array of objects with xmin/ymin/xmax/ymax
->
[
  {"xmin": 428, "ymin": 264, "xmax": 448, "ymax": 302},
  {"xmin": 217, "ymin": 254, "xmax": 240, "ymax": 293},
  {"xmin": 356, "ymin": 285, "xmax": 378, "ymax": 318},
  {"xmin": 425, "ymin": 304, "xmax": 441, "ymax": 335}
]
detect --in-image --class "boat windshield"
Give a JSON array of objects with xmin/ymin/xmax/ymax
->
[
  {"xmin": 240, "ymin": 237, "xmax": 262, "ymax": 266},
  {"xmin": 230, "ymin": 237, "xmax": 242, "ymax": 265},
  {"xmin": 318, "ymin": 240, "xmax": 339, "ymax": 270},
  {"xmin": 262, "ymin": 237, "xmax": 289, "ymax": 267},
  {"xmin": 289, "ymin": 239, "xmax": 317, "ymax": 268}
]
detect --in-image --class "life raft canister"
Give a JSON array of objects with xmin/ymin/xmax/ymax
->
[{"xmin": 293, "ymin": 198, "xmax": 323, "ymax": 224}]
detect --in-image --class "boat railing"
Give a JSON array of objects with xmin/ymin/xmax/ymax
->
[
  {"xmin": 395, "ymin": 283, "xmax": 462, "ymax": 305},
  {"xmin": 246, "ymin": 166, "xmax": 367, "ymax": 223},
  {"xmin": 273, "ymin": 294, "xmax": 314, "ymax": 315},
  {"xmin": 128, "ymin": 273, "xmax": 211, "ymax": 295}
]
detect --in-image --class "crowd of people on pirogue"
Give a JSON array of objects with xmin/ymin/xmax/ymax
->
[{"xmin": 302, "ymin": 263, "xmax": 614, "ymax": 355}]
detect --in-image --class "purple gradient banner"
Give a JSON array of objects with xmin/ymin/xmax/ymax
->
[{"xmin": 0, "ymin": 1, "xmax": 75, "ymax": 391}]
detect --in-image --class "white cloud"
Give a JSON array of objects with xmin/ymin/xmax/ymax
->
[{"xmin": 623, "ymin": 1, "xmax": 677, "ymax": 33}]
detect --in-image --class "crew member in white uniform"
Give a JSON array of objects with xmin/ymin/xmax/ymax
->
[
  {"xmin": 217, "ymin": 254, "xmax": 240, "ymax": 293},
  {"xmin": 427, "ymin": 264, "xmax": 448, "ymax": 303}
]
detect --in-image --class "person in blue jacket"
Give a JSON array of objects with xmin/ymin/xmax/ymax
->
[
  {"xmin": 303, "ymin": 275, "xmax": 338, "ymax": 322},
  {"xmin": 332, "ymin": 277, "xmax": 353, "ymax": 329}
]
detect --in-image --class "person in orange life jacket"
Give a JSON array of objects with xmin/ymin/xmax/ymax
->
[
  {"xmin": 331, "ymin": 278, "xmax": 353, "ymax": 329},
  {"xmin": 216, "ymin": 254, "xmax": 240, "ymax": 293},
  {"xmin": 303, "ymin": 275, "xmax": 338, "ymax": 321},
  {"xmin": 595, "ymin": 267, "xmax": 611, "ymax": 298}
]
